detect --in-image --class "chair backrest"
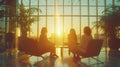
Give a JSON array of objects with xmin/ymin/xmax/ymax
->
[
  {"xmin": 84, "ymin": 39, "xmax": 103, "ymax": 57},
  {"xmin": 18, "ymin": 37, "xmax": 46, "ymax": 56}
]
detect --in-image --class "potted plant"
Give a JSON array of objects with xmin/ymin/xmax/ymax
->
[
  {"xmin": 17, "ymin": 3, "xmax": 41, "ymax": 52},
  {"xmin": 17, "ymin": 3, "xmax": 40, "ymax": 38},
  {"xmin": 99, "ymin": 6, "xmax": 120, "ymax": 51}
]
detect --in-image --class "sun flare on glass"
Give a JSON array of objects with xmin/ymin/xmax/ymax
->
[
  {"xmin": 57, "ymin": 27, "xmax": 61, "ymax": 36},
  {"xmin": 56, "ymin": 16, "xmax": 62, "ymax": 36},
  {"xmin": 56, "ymin": 20, "xmax": 61, "ymax": 35}
]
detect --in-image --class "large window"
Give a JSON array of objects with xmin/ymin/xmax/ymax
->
[{"xmin": 16, "ymin": 0, "xmax": 120, "ymax": 45}]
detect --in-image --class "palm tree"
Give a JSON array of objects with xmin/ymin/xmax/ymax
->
[
  {"xmin": 99, "ymin": 6, "xmax": 120, "ymax": 50},
  {"xmin": 17, "ymin": 3, "xmax": 40, "ymax": 37}
]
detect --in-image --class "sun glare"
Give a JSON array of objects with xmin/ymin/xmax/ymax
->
[
  {"xmin": 56, "ymin": 16, "xmax": 62, "ymax": 36},
  {"xmin": 57, "ymin": 27, "xmax": 61, "ymax": 36}
]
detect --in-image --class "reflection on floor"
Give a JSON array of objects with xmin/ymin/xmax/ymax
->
[{"xmin": 0, "ymin": 48, "xmax": 120, "ymax": 67}]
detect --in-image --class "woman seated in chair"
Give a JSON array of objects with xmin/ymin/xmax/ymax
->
[
  {"xmin": 39, "ymin": 27, "xmax": 58, "ymax": 58},
  {"xmin": 76, "ymin": 26, "xmax": 93, "ymax": 60},
  {"xmin": 68, "ymin": 28, "xmax": 77, "ymax": 59}
]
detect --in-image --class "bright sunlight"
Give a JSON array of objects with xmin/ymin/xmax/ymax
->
[
  {"xmin": 56, "ymin": 17, "xmax": 62, "ymax": 36},
  {"xmin": 56, "ymin": 10, "xmax": 62, "ymax": 36}
]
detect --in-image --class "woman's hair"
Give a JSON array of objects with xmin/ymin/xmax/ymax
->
[
  {"xmin": 70, "ymin": 28, "xmax": 76, "ymax": 34},
  {"xmin": 84, "ymin": 26, "xmax": 91, "ymax": 35},
  {"xmin": 41, "ymin": 27, "xmax": 47, "ymax": 34}
]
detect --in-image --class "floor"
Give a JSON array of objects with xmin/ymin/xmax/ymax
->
[{"xmin": 0, "ymin": 48, "xmax": 120, "ymax": 67}]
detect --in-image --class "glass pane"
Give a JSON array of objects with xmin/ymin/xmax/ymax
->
[
  {"xmin": 57, "ymin": 6, "xmax": 63, "ymax": 15},
  {"xmin": 90, "ymin": 17, "xmax": 96, "ymax": 27},
  {"xmin": 57, "ymin": 0, "xmax": 63, "ymax": 5},
  {"xmin": 81, "ymin": 0, "xmax": 88, "ymax": 5},
  {"xmin": 31, "ymin": 21, "xmax": 38, "ymax": 37},
  {"xmin": 64, "ymin": 0, "xmax": 71, "ymax": 5},
  {"xmin": 47, "ymin": 0, "xmax": 54, "ymax": 5},
  {"xmin": 55, "ymin": 17, "xmax": 63, "ymax": 35},
  {"xmin": 64, "ymin": 17, "xmax": 71, "ymax": 42},
  {"xmin": 39, "ymin": 0, "xmax": 46, "ymax": 5},
  {"xmin": 81, "ymin": 17, "xmax": 88, "ymax": 35},
  {"xmin": 31, "ymin": 0, "xmax": 38, "ymax": 5},
  {"xmin": 47, "ymin": 17, "xmax": 54, "ymax": 37},
  {"xmin": 98, "ymin": 0, "xmax": 104, "ymax": 6},
  {"xmin": 73, "ymin": 17, "xmax": 80, "ymax": 34},
  {"xmin": 73, "ymin": 0, "xmax": 79, "ymax": 5},
  {"xmin": 89, "ymin": 0, "xmax": 96, "ymax": 5},
  {"xmin": 39, "ymin": 17, "xmax": 46, "ymax": 27},
  {"xmin": 89, "ymin": 7, "xmax": 96, "ymax": 15},
  {"xmin": 23, "ymin": 0, "xmax": 29, "ymax": 6},
  {"xmin": 47, "ymin": 7, "xmax": 54, "ymax": 15},
  {"xmin": 90, "ymin": 17, "xmax": 96, "ymax": 37},
  {"xmin": 64, "ymin": 17, "xmax": 71, "ymax": 34},
  {"xmin": 73, "ymin": 7, "xmax": 79, "ymax": 15},
  {"xmin": 64, "ymin": 6, "xmax": 71, "ymax": 15},
  {"xmin": 81, "ymin": 7, "xmax": 88, "ymax": 15}
]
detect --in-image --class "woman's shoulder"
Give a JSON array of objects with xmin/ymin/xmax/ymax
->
[
  {"xmin": 81, "ymin": 34, "xmax": 88, "ymax": 37},
  {"xmin": 82, "ymin": 34, "xmax": 93, "ymax": 39}
]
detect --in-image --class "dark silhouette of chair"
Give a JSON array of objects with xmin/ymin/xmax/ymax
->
[
  {"xmin": 68, "ymin": 43, "xmax": 79, "ymax": 55},
  {"xmin": 18, "ymin": 37, "xmax": 50, "ymax": 60},
  {"xmin": 78, "ymin": 39, "xmax": 104, "ymax": 64}
]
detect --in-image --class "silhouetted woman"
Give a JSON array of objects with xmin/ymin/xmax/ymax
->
[
  {"xmin": 39, "ymin": 27, "xmax": 57, "ymax": 58},
  {"xmin": 68, "ymin": 28, "xmax": 78, "ymax": 58},
  {"xmin": 76, "ymin": 26, "xmax": 93, "ymax": 60}
]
